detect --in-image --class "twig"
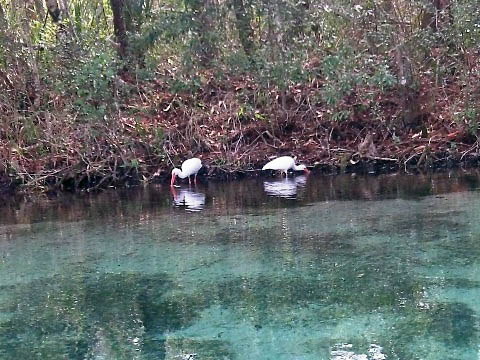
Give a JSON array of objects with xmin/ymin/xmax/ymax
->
[
  {"xmin": 404, "ymin": 152, "xmax": 422, "ymax": 171},
  {"xmin": 369, "ymin": 156, "xmax": 398, "ymax": 162},
  {"xmin": 460, "ymin": 141, "xmax": 479, "ymax": 161}
]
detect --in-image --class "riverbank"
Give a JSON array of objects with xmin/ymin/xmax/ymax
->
[
  {"xmin": 2, "ymin": 0, "xmax": 479, "ymax": 196},
  {"xmin": 2, "ymin": 71, "xmax": 480, "ymax": 195},
  {"xmin": 3, "ymin": 138, "xmax": 480, "ymax": 196}
]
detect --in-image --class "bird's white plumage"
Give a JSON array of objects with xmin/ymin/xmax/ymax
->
[
  {"xmin": 262, "ymin": 156, "xmax": 308, "ymax": 176},
  {"xmin": 262, "ymin": 156, "xmax": 295, "ymax": 171},
  {"xmin": 179, "ymin": 157, "xmax": 202, "ymax": 178},
  {"xmin": 171, "ymin": 157, "xmax": 202, "ymax": 185}
]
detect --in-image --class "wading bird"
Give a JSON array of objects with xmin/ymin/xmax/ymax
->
[
  {"xmin": 170, "ymin": 157, "xmax": 202, "ymax": 186},
  {"xmin": 262, "ymin": 156, "xmax": 309, "ymax": 177}
]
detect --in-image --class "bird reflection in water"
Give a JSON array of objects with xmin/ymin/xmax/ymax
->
[
  {"xmin": 263, "ymin": 175, "xmax": 307, "ymax": 199},
  {"xmin": 170, "ymin": 186, "xmax": 206, "ymax": 212}
]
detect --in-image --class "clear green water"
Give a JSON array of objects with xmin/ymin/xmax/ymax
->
[{"xmin": 1, "ymin": 171, "xmax": 480, "ymax": 359}]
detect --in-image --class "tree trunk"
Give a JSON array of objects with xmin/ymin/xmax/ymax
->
[
  {"xmin": 34, "ymin": 0, "xmax": 45, "ymax": 19},
  {"xmin": 232, "ymin": 0, "xmax": 254, "ymax": 58},
  {"xmin": 110, "ymin": 0, "xmax": 129, "ymax": 60},
  {"xmin": 124, "ymin": 0, "xmax": 144, "ymax": 33},
  {"xmin": 266, "ymin": 0, "xmax": 284, "ymax": 63},
  {"xmin": 185, "ymin": 0, "xmax": 217, "ymax": 66},
  {"xmin": 421, "ymin": 0, "xmax": 451, "ymax": 32},
  {"xmin": 0, "ymin": 3, "xmax": 6, "ymax": 29},
  {"xmin": 124, "ymin": 0, "xmax": 148, "ymax": 65},
  {"xmin": 199, "ymin": 0, "xmax": 217, "ymax": 66},
  {"xmin": 60, "ymin": 0, "xmax": 78, "ymax": 41},
  {"xmin": 25, "ymin": 0, "xmax": 37, "ymax": 20}
]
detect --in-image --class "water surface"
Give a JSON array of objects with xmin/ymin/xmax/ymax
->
[{"xmin": 1, "ymin": 170, "xmax": 480, "ymax": 359}]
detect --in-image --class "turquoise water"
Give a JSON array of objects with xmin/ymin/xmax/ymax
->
[{"xmin": 1, "ymin": 171, "xmax": 480, "ymax": 359}]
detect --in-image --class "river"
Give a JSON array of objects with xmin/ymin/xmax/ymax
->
[{"xmin": 1, "ymin": 170, "xmax": 480, "ymax": 359}]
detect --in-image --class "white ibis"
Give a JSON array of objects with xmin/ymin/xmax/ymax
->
[
  {"xmin": 170, "ymin": 157, "xmax": 202, "ymax": 186},
  {"xmin": 262, "ymin": 156, "xmax": 309, "ymax": 177}
]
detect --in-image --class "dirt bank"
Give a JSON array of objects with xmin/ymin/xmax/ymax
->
[{"xmin": 2, "ymin": 72, "xmax": 480, "ymax": 194}]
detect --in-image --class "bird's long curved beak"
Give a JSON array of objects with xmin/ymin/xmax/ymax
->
[
  {"xmin": 170, "ymin": 185, "xmax": 178, "ymax": 198},
  {"xmin": 170, "ymin": 174, "xmax": 176, "ymax": 186}
]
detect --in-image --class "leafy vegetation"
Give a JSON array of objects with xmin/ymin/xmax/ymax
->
[{"xmin": 0, "ymin": 0, "xmax": 479, "ymax": 192}]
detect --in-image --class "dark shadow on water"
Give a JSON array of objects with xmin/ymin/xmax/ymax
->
[
  {"xmin": 2, "ymin": 168, "xmax": 480, "ymax": 225},
  {"xmin": 1, "ymin": 264, "xmax": 477, "ymax": 359},
  {"xmin": 0, "ymin": 272, "xmax": 235, "ymax": 359}
]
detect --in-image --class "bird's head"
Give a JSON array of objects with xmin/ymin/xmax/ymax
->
[
  {"xmin": 295, "ymin": 164, "xmax": 310, "ymax": 174},
  {"xmin": 171, "ymin": 168, "xmax": 181, "ymax": 186}
]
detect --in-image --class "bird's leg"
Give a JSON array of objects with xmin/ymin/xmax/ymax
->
[
  {"xmin": 189, "ymin": 176, "xmax": 192, "ymax": 185},
  {"xmin": 194, "ymin": 174, "xmax": 197, "ymax": 185}
]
